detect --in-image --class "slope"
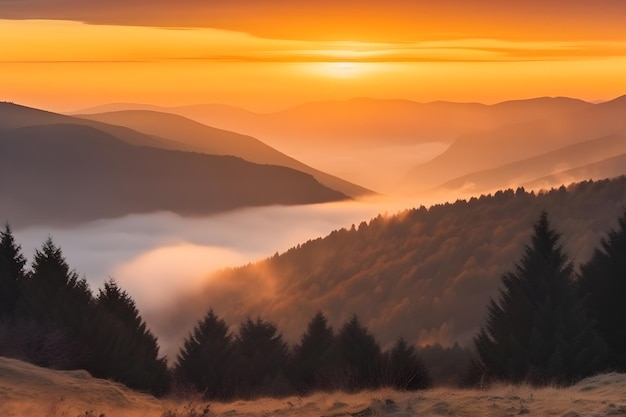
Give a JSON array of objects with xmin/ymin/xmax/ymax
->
[
  {"xmin": 2, "ymin": 356, "xmax": 626, "ymax": 417},
  {"xmin": 0, "ymin": 102, "xmax": 181, "ymax": 150},
  {"xmin": 404, "ymin": 95, "xmax": 626, "ymax": 191},
  {"xmin": 436, "ymin": 134, "xmax": 626, "ymax": 194},
  {"xmin": 155, "ymin": 177, "xmax": 626, "ymax": 359},
  {"xmin": 75, "ymin": 110, "xmax": 372, "ymax": 197},
  {"xmin": 0, "ymin": 124, "xmax": 347, "ymax": 227},
  {"xmin": 526, "ymin": 152, "xmax": 626, "ymax": 191}
]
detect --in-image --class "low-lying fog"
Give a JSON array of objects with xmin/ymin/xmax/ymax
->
[{"xmin": 13, "ymin": 197, "xmax": 434, "ymax": 358}]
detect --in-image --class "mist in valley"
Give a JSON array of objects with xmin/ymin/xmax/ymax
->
[{"xmin": 12, "ymin": 196, "xmax": 438, "ymax": 358}]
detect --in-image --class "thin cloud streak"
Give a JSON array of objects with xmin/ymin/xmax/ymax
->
[
  {"xmin": 2, "ymin": 0, "xmax": 626, "ymax": 42},
  {"xmin": 3, "ymin": 20, "xmax": 626, "ymax": 64}
]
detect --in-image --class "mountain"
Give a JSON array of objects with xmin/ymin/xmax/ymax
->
[
  {"xmin": 0, "ymin": 123, "xmax": 347, "ymax": 227},
  {"xmin": 74, "ymin": 110, "xmax": 371, "ymax": 197},
  {"xmin": 436, "ymin": 134, "xmax": 626, "ymax": 194},
  {"xmin": 404, "ymin": 95, "xmax": 626, "ymax": 192},
  {"xmin": 156, "ymin": 177, "xmax": 626, "ymax": 356},
  {"xmin": 525, "ymin": 153, "xmax": 626, "ymax": 191},
  {"xmin": 0, "ymin": 102, "xmax": 181, "ymax": 150},
  {"xmin": 73, "ymin": 97, "xmax": 592, "ymax": 192}
]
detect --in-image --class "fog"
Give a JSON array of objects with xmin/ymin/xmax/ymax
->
[{"xmin": 12, "ymin": 196, "xmax": 437, "ymax": 357}]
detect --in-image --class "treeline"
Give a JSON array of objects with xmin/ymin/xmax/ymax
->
[
  {"xmin": 174, "ymin": 310, "xmax": 431, "ymax": 399},
  {"xmin": 0, "ymin": 226, "xmax": 431, "ymax": 398}
]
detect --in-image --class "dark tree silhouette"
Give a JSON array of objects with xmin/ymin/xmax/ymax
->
[
  {"xmin": 174, "ymin": 309, "xmax": 235, "ymax": 399},
  {"xmin": 292, "ymin": 311, "xmax": 336, "ymax": 393},
  {"xmin": 417, "ymin": 343, "xmax": 475, "ymax": 386},
  {"xmin": 86, "ymin": 279, "xmax": 170, "ymax": 396},
  {"xmin": 233, "ymin": 317, "xmax": 291, "ymax": 398},
  {"xmin": 579, "ymin": 209, "xmax": 626, "ymax": 371},
  {"xmin": 0, "ymin": 224, "xmax": 26, "ymax": 319},
  {"xmin": 474, "ymin": 212, "xmax": 606, "ymax": 384},
  {"xmin": 335, "ymin": 314, "xmax": 382, "ymax": 391},
  {"xmin": 382, "ymin": 338, "xmax": 431, "ymax": 390},
  {"xmin": 16, "ymin": 238, "xmax": 93, "ymax": 368}
]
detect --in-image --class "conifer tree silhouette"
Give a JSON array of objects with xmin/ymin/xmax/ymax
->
[
  {"xmin": 335, "ymin": 314, "xmax": 382, "ymax": 391},
  {"xmin": 233, "ymin": 317, "xmax": 291, "ymax": 398},
  {"xmin": 87, "ymin": 279, "xmax": 170, "ymax": 396},
  {"xmin": 16, "ymin": 238, "xmax": 93, "ymax": 368},
  {"xmin": 383, "ymin": 337, "xmax": 431, "ymax": 390},
  {"xmin": 175, "ymin": 309, "xmax": 235, "ymax": 399},
  {"xmin": 0, "ymin": 224, "xmax": 26, "ymax": 319},
  {"xmin": 292, "ymin": 311, "xmax": 336, "ymax": 392},
  {"xmin": 579, "ymin": 209, "xmax": 626, "ymax": 371},
  {"xmin": 474, "ymin": 211, "xmax": 606, "ymax": 384}
]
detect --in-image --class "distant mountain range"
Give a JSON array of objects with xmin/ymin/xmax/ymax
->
[
  {"xmin": 73, "ymin": 96, "xmax": 626, "ymax": 194},
  {"xmin": 74, "ymin": 110, "xmax": 370, "ymax": 197},
  {"xmin": 0, "ymin": 103, "xmax": 350, "ymax": 227},
  {"xmin": 436, "ymin": 134, "xmax": 626, "ymax": 194},
  {"xmin": 405, "ymin": 95, "xmax": 626, "ymax": 192}
]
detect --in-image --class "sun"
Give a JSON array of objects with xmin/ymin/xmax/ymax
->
[{"xmin": 324, "ymin": 61, "xmax": 359, "ymax": 78}]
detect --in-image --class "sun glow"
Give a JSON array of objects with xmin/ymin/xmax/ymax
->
[{"xmin": 321, "ymin": 61, "xmax": 359, "ymax": 78}]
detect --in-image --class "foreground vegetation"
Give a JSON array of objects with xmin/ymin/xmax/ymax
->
[{"xmin": 2, "ymin": 356, "xmax": 626, "ymax": 417}]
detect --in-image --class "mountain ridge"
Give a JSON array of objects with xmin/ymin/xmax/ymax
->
[{"xmin": 0, "ymin": 122, "xmax": 348, "ymax": 227}]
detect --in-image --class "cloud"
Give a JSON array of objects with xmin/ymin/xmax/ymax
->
[{"xmin": 2, "ymin": 1, "xmax": 626, "ymax": 42}]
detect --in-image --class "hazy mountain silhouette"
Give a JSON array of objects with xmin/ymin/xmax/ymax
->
[
  {"xmin": 75, "ymin": 97, "xmax": 591, "ymax": 150},
  {"xmin": 436, "ymin": 134, "xmax": 626, "ymax": 194},
  {"xmin": 525, "ymin": 153, "xmax": 626, "ymax": 191},
  {"xmin": 404, "ymin": 95, "xmax": 626, "ymax": 192},
  {"xmin": 73, "ymin": 97, "xmax": 592, "ymax": 192},
  {"xmin": 75, "ymin": 110, "xmax": 371, "ymax": 197},
  {"xmin": 0, "ymin": 102, "xmax": 181, "ymax": 150},
  {"xmin": 0, "ymin": 123, "xmax": 347, "ymax": 227}
]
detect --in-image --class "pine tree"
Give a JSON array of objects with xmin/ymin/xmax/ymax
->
[
  {"xmin": 233, "ymin": 317, "xmax": 291, "ymax": 398},
  {"xmin": 335, "ymin": 314, "xmax": 382, "ymax": 391},
  {"xmin": 474, "ymin": 212, "xmax": 606, "ymax": 385},
  {"xmin": 174, "ymin": 309, "xmax": 235, "ymax": 399},
  {"xmin": 383, "ymin": 338, "xmax": 431, "ymax": 390},
  {"xmin": 0, "ymin": 224, "xmax": 26, "ymax": 319},
  {"xmin": 579, "ymin": 209, "xmax": 626, "ymax": 371},
  {"xmin": 292, "ymin": 311, "xmax": 336, "ymax": 392},
  {"xmin": 16, "ymin": 238, "xmax": 93, "ymax": 368},
  {"xmin": 87, "ymin": 279, "xmax": 170, "ymax": 396}
]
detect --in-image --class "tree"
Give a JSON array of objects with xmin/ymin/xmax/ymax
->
[
  {"xmin": 16, "ymin": 238, "xmax": 93, "ymax": 368},
  {"xmin": 233, "ymin": 317, "xmax": 291, "ymax": 398},
  {"xmin": 86, "ymin": 279, "xmax": 170, "ymax": 396},
  {"xmin": 292, "ymin": 311, "xmax": 336, "ymax": 392},
  {"xmin": 474, "ymin": 211, "xmax": 606, "ymax": 385},
  {"xmin": 0, "ymin": 224, "xmax": 26, "ymax": 319},
  {"xmin": 579, "ymin": 209, "xmax": 626, "ymax": 371},
  {"xmin": 174, "ymin": 309, "xmax": 235, "ymax": 399},
  {"xmin": 335, "ymin": 314, "xmax": 382, "ymax": 391},
  {"xmin": 382, "ymin": 338, "xmax": 431, "ymax": 390}
]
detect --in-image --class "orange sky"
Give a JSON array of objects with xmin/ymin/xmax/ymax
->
[{"xmin": 2, "ymin": 1, "xmax": 626, "ymax": 111}]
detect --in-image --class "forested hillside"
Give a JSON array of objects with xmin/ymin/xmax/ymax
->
[{"xmin": 161, "ymin": 177, "xmax": 626, "ymax": 359}]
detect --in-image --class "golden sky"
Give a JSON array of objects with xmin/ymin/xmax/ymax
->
[{"xmin": 2, "ymin": 1, "xmax": 626, "ymax": 111}]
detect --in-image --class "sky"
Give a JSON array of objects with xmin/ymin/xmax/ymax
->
[{"xmin": 2, "ymin": 1, "xmax": 626, "ymax": 111}]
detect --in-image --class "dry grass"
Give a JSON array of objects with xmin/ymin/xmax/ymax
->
[{"xmin": 2, "ymin": 356, "xmax": 626, "ymax": 417}]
